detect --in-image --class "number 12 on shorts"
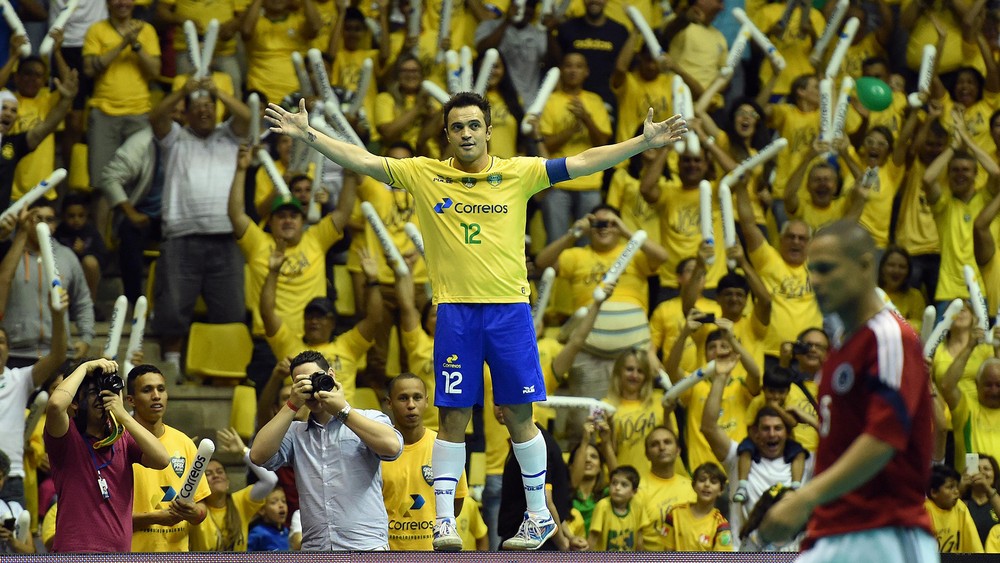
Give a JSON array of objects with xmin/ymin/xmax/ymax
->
[{"xmin": 443, "ymin": 370, "xmax": 464, "ymax": 394}]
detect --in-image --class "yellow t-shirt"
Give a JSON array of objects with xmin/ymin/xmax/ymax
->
[
  {"xmin": 942, "ymin": 92, "xmax": 1000, "ymax": 174},
  {"xmin": 791, "ymin": 196, "xmax": 850, "ymax": 232},
  {"xmin": 11, "ymin": 90, "xmax": 60, "ymax": 202},
  {"xmin": 932, "ymin": 192, "xmax": 988, "ymax": 301},
  {"xmin": 681, "ymin": 378, "xmax": 752, "ymax": 475},
  {"xmin": 457, "ymin": 497, "xmax": 488, "ymax": 550},
  {"xmin": 986, "ymin": 523, "xmax": 1000, "ymax": 553},
  {"xmin": 589, "ymin": 497, "xmax": 643, "ymax": 551},
  {"xmin": 83, "ymin": 20, "xmax": 160, "ymax": 116},
  {"xmin": 934, "ymin": 343, "xmax": 997, "ymax": 408},
  {"xmin": 330, "ymin": 48, "xmax": 380, "ymax": 142},
  {"xmin": 382, "ymin": 155, "xmax": 550, "ymax": 303},
  {"xmin": 895, "ymin": 159, "xmax": 941, "ymax": 256},
  {"xmin": 667, "ymin": 23, "xmax": 727, "ymax": 93},
  {"xmin": 867, "ymin": 91, "xmax": 910, "ymax": 138},
  {"xmin": 539, "ymin": 90, "xmax": 612, "ymax": 191},
  {"xmin": 604, "ymin": 392, "xmax": 668, "ymax": 477},
  {"xmin": 310, "ymin": 0, "xmax": 339, "ymax": 52},
  {"xmin": 652, "ymin": 178, "xmax": 727, "ymax": 288},
  {"xmin": 859, "ymin": 159, "xmax": 907, "ymax": 247},
  {"xmin": 753, "ymin": 4, "xmax": 826, "ymax": 96},
  {"xmin": 925, "ymin": 498, "xmax": 985, "ymax": 553},
  {"xmin": 237, "ymin": 217, "xmax": 343, "ymax": 337},
  {"xmin": 190, "ymin": 486, "xmax": 265, "ymax": 552},
  {"xmin": 163, "ymin": 0, "xmax": 246, "ymax": 57},
  {"xmin": 649, "ymin": 297, "xmax": 721, "ymax": 375},
  {"xmin": 885, "ymin": 286, "xmax": 927, "ymax": 335},
  {"xmin": 663, "ymin": 503, "xmax": 734, "ymax": 551},
  {"xmin": 749, "ymin": 242, "xmax": 823, "ymax": 357},
  {"xmin": 353, "ymin": 175, "xmax": 429, "ymax": 283},
  {"xmin": 637, "ymin": 472, "xmax": 698, "ymax": 551},
  {"xmin": 266, "ymin": 322, "xmax": 374, "ymax": 403},
  {"xmin": 904, "ymin": 2, "xmax": 975, "ymax": 73},
  {"xmin": 556, "ymin": 241, "xmax": 657, "ymax": 313},
  {"xmin": 41, "ymin": 502, "xmax": 56, "ymax": 548},
  {"xmin": 612, "ymin": 71, "xmax": 673, "ymax": 144},
  {"xmin": 132, "ymin": 425, "xmax": 212, "ymax": 552},
  {"xmin": 245, "ymin": 11, "xmax": 309, "ymax": 104},
  {"xmin": 607, "ymin": 167, "xmax": 661, "ymax": 243},
  {"xmin": 982, "ymin": 252, "xmax": 1000, "ymax": 315},
  {"xmin": 716, "ymin": 133, "xmax": 766, "ymax": 225},
  {"xmin": 401, "ymin": 326, "xmax": 438, "ymax": 431},
  {"xmin": 952, "ymin": 393, "xmax": 1000, "ymax": 474},
  {"xmin": 769, "ymin": 104, "xmax": 818, "ymax": 198},
  {"xmin": 486, "ymin": 90, "xmax": 519, "ymax": 159},
  {"xmin": 382, "ymin": 429, "xmax": 468, "ymax": 550},
  {"xmin": 842, "ymin": 34, "xmax": 886, "ymax": 80},
  {"xmin": 374, "ymin": 92, "xmax": 441, "ymax": 158}
]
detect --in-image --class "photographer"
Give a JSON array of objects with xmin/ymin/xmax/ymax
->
[
  {"xmin": 43, "ymin": 358, "xmax": 170, "ymax": 553},
  {"xmin": 250, "ymin": 350, "xmax": 403, "ymax": 550}
]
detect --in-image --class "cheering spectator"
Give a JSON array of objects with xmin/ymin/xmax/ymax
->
[
  {"xmin": 662, "ymin": 463, "xmax": 733, "ymax": 552},
  {"xmin": 925, "ymin": 463, "xmax": 984, "ymax": 553},
  {"xmin": 240, "ymin": 0, "xmax": 321, "ymax": 105},
  {"xmin": 588, "ymin": 465, "xmax": 642, "ymax": 551},
  {"xmin": 247, "ymin": 488, "xmax": 290, "ymax": 551}
]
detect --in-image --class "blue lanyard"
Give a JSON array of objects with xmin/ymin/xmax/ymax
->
[{"xmin": 87, "ymin": 440, "xmax": 116, "ymax": 474}]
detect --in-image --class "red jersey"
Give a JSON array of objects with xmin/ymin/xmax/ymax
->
[{"xmin": 805, "ymin": 309, "xmax": 934, "ymax": 546}]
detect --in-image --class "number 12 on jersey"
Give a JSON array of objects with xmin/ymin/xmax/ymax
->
[
  {"xmin": 443, "ymin": 370, "xmax": 464, "ymax": 394},
  {"xmin": 460, "ymin": 223, "xmax": 481, "ymax": 245}
]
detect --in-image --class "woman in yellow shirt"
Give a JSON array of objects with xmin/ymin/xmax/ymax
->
[
  {"xmin": 878, "ymin": 246, "xmax": 927, "ymax": 333},
  {"xmin": 373, "ymin": 53, "xmax": 443, "ymax": 157},
  {"xmin": 479, "ymin": 52, "xmax": 526, "ymax": 159},
  {"xmin": 191, "ymin": 429, "xmax": 278, "ymax": 552}
]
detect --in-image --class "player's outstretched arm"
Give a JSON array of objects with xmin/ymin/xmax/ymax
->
[
  {"xmin": 563, "ymin": 109, "xmax": 686, "ymax": 181},
  {"xmin": 758, "ymin": 434, "xmax": 894, "ymax": 543},
  {"xmin": 265, "ymin": 98, "xmax": 391, "ymax": 184}
]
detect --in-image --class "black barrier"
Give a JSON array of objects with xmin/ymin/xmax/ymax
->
[{"xmin": 2, "ymin": 553, "xmax": 995, "ymax": 562}]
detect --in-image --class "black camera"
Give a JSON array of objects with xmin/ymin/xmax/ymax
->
[
  {"xmin": 93, "ymin": 367, "xmax": 124, "ymax": 394},
  {"xmin": 700, "ymin": 313, "xmax": 716, "ymax": 324},
  {"xmin": 3, "ymin": 518, "xmax": 14, "ymax": 531},
  {"xmin": 792, "ymin": 341, "xmax": 810, "ymax": 355},
  {"xmin": 310, "ymin": 371, "xmax": 336, "ymax": 393}
]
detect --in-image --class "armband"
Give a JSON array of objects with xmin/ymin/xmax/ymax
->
[{"xmin": 545, "ymin": 157, "xmax": 570, "ymax": 185}]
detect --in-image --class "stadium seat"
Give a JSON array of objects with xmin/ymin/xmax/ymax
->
[
  {"xmin": 353, "ymin": 387, "xmax": 382, "ymax": 412},
  {"xmin": 386, "ymin": 325, "xmax": 401, "ymax": 377},
  {"xmin": 68, "ymin": 143, "xmax": 89, "ymax": 192},
  {"xmin": 230, "ymin": 384, "xmax": 257, "ymax": 441},
  {"xmin": 186, "ymin": 322, "xmax": 253, "ymax": 382}
]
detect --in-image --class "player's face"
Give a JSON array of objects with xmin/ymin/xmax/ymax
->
[
  {"xmin": 445, "ymin": 106, "xmax": 492, "ymax": 167},
  {"xmin": 752, "ymin": 415, "xmax": 787, "ymax": 460},
  {"xmin": 930, "ymin": 477, "xmax": 960, "ymax": 510},
  {"xmin": 694, "ymin": 473, "xmax": 723, "ymax": 503},
  {"xmin": 807, "ymin": 235, "xmax": 869, "ymax": 316},
  {"xmin": 645, "ymin": 428, "xmax": 679, "ymax": 467},
  {"xmin": 388, "ymin": 377, "xmax": 427, "ymax": 432},
  {"xmin": 127, "ymin": 371, "xmax": 168, "ymax": 425},
  {"xmin": 260, "ymin": 489, "xmax": 288, "ymax": 526},
  {"xmin": 608, "ymin": 475, "xmax": 636, "ymax": 505},
  {"xmin": 205, "ymin": 460, "xmax": 230, "ymax": 495},
  {"xmin": 977, "ymin": 365, "xmax": 1000, "ymax": 409}
]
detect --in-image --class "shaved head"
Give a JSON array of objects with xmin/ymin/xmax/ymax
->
[
  {"xmin": 815, "ymin": 220, "xmax": 877, "ymax": 262},
  {"xmin": 808, "ymin": 221, "xmax": 879, "ymax": 319}
]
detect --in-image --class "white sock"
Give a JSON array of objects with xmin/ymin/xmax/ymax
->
[
  {"xmin": 512, "ymin": 431, "xmax": 548, "ymax": 518},
  {"xmin": 432, "ymin": 438, "xmax": 465, "ymax": 521}
]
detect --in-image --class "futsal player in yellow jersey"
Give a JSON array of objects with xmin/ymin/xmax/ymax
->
[
  {"xmin": 382, "ymin": 374, "xmax": 468, "ymax": 550},
  {"xmin": 264, "ymin": 90, "xmax": 687, "ymax": 551}
]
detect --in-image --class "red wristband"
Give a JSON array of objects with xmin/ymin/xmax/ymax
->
[{"xmin": 286, "ymin": 399, "xmax": 300, "ymax": 412}]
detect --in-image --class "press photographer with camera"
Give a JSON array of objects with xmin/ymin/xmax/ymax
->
[
  {"xmin": 43, "ymin": 358, "xmax": 170, "ymax": 553},
  {"xmin": 250, "ymin": 350, "xmax": 403, "ymax": 550}
]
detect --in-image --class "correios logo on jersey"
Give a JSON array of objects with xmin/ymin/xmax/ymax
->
[
  {"xmin": 433, "ymin": 197, "xmax": 508, "ymax": 214},
  {"xmin": 443, "ymin": 354, "xmax": 461, "ymax": 369}
]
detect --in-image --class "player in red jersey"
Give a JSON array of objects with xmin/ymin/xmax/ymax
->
[{"xmin": 758, "ymin": 220, "xmax": 938, "ymax": 562}]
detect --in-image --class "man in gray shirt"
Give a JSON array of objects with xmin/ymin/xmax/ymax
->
[{"xmin": 251, "ymin": 350, "xmax": 403, "ymax": 550}]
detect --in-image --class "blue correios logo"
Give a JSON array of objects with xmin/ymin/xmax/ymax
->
[{"xmin": 434, "ymin": 198, "xmax": 453, "ymax": 213}]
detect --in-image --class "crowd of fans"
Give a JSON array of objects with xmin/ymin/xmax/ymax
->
[{"xmin": 0, "ymin": 0, "xmax": 1000, "ymax": 553}]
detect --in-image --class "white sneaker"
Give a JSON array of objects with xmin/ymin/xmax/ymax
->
[
  {"xmin": 501, "ymin": 511, "xmax": 557, "ymax": 551},
  {"xmin": 433, "ymin": 518, "xmax": 462, "ymax": 551}
]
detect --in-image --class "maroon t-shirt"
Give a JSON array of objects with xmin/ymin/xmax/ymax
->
[
  {"xmin": 45, "ymin": 424, "xmax": 144, "ymax": 552},
  {"xmin": 805, "ymin": 309, "xmax": 934, "ymax": 547}
]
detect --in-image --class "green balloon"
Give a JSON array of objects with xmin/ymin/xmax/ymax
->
[{"xmin": 855, "ymin": 77, "xmax": 893, "ymax": 111}]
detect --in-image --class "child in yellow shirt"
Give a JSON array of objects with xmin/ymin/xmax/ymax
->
[
  {"xmin": 663, "ymin": 463, "xmax": 734, "ymax": 551},
  {"xmin": 925, "ymin": 464, "xmax": 984, "ymax": 553},
  {"xmin": 588, "ymin": 466, "xmax": 643, "ymax": 551}
]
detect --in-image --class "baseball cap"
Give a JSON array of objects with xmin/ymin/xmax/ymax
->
[
  {"xmin": 271, "ymin": 194, "xmax": 305, "ymax": 216},
  {"xmin": 304, "ymin": 297, "xmax": 335, "ymax": 317}
]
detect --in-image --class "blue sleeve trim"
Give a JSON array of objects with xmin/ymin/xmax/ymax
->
[{"xmin": 545, "ymin": 157, "xmax": 570, "ymax": 185}]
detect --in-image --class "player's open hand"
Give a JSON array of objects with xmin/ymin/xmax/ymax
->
[
  {"xmin": 642, "ymin": 109, "xmax": 687, "ymax": 148},
  {"xmin": 264, "ymin": 98, "xmax": 310, "ymax": 141}
]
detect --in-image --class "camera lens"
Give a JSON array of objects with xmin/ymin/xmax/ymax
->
[{"xmin": 310, "ymin": 372, "xmax": 335, "ymax": 393}]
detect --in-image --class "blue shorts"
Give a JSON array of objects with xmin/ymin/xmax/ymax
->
[{"xmin": 433, "ymin": 303, "xmax": 546, "ymax": 408}]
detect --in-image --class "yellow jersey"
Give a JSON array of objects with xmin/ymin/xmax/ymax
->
[
  {"xmin": 651, "ymin": 178, "xmax": 727, "ymax": 288},
  {"xmin": 190, "ymin": 486, "xmax": 264, "ymax": 552},
  {"xmin": 925, "ymin": 498, "xmax": 985, "ymax": 553},
  {"xmin": 539, "ymin": 90, "xmax": 612, "ymax": 191},
  {"xmin": 607, "ymin": 167, "xmax": 661, "ymax": 243},
  {"xmin": 590, "ymin": 497, "xmax": 643, "ymax": 551},
  {"xmin": 382, "ymin": 155, "xmax": 549, "ymax": 303},
  {"xmin": 637, "ymin": 472, "xmax": 697, "ymax": 551},
  {"xmin": 895, "ymin": 159, "xmax": 941, "ymax": 256},
  {"xmin": 132, "ymin": 425, "xmax": 212, "ymax": 552},
  {"xmin": 556, "ymin": 241, "xmax": 658, "ymax": 313},
  {"xmin": 749, "ymin": 242, "xmax": 823, "ymax": 357},
  {"xmin": 11, "ymin": 90, "xmax": 60, "ymax": 202},
  {"xmin": 681, "ymin": 378, "xmax": 752, "ymax": 474},
  {"xmin": 83, "ymin": 20, "xmax": 160, "ymax": 116},
  {"xmin": 932, "ymin": 192, "xmax": 988, "ymax": 301},
  {"xmin": 663, "ymin": 503, "xmax": 734, "ymax": 551}
]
